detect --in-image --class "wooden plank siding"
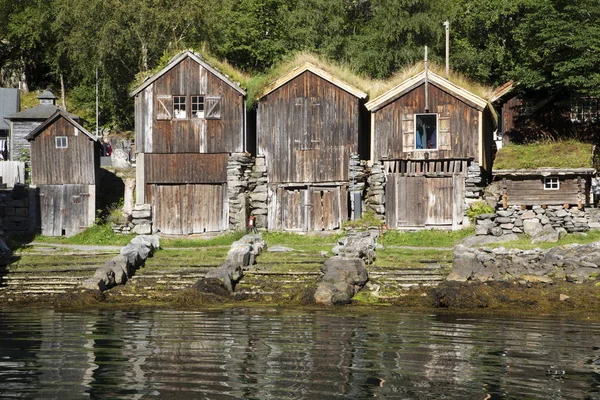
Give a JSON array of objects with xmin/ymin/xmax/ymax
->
[
  {"xmin": 145, "ymin": 153, "xmax": 228, "ymax": 184},
  {"xmin": 135, "ymin": 57, "xmax": 244, "ymax": 154},
  {"xmin": 10, "ymin": 120, "xmax": 41, "ymax": 161},
  {"xmin": 372, "ymin": 83, "xmax": 479, "ymax": 163},
  {"xmin": 30, "ymin": 116, "xmax": 97, "ymax": 185},
  {"xmin": 502, "ymin": 177, "xmax": 586, "ymax": 206},
  {"xmin": 258, "ymin": 70, "xmax": 360, "ymax": 184},
  {"xmin": 39, "ymin": 184, "xmax": 93, "ymax": 237},
  {"xmin": 148, "ymin": 183, "xmax": 227, "ymax": 234}
]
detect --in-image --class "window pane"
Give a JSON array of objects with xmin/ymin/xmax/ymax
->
[
  {"xmin": 191, "ymin": 96, "xmax": 205, "ymax": 118},
  {"xmin": 174, "ymin": 96, "xmax": 186, "ymax": 119},
  {"xmin": 415, "ymin": 114, "xmax": 437, "ymax": 150}
]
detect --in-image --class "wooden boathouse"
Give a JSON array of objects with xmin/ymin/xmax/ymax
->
[
  {"xmin": 257, "ymin": 62, "xmax": 367, "ymax": 231},
  {"xmin": 365, "ymin": 67, "xmax": 495, "ymax": 229},
  {"xmin": 26, "ymin": 109, "xmax": 99, "ymax": 236},
  {"xmin": 131, "ymin": 50, "xmax": 247, "ymax": 235}
]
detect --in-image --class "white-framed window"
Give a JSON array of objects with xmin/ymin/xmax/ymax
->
[
  {"xmin": 173, "ymin": 95, "xmax": 186, "ymax": 119},
  {"xmin": 415, "ymin": 113, "xmax": 437, "ymax": 150},
  {"xmin": 544, "ymin": 177, "xmax": 560, "ymax": 190},
  {"xmin": 55, "ymin": 136, "xmax": 68, "ymax": 149},
  {"xmin": 191, "ymin": 95, "xmax": 205, "ymax": 118},
  {"xmin": 570, "ymin": 97, "xmax": 599, "ymax": 123}
]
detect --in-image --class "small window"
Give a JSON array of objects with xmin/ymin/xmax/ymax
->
[
  {"xmin": 191, "ymin": 95, "xmax": 205, "ymax": 118},
  {"xmin": 415, "ymin": 114, "xmax": 437, "ymax": 150},
  {"xmin": 544, "ymin": 177, "xmax": 560, "ymax": 190},
  {"xmin": 173, "ymin": 95, "xmax": 186, "ymax": 119},
  {"xmin": 56, "ymin": 136, "xmax": 68, "ymax": 149}
]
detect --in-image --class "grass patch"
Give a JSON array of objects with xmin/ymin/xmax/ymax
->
[
  {"xmin": 32, "ymin": 224, "xmax": 133, "ymax": 246},
  {"xmin": 262, "ymin": 231, "xmax": 342, "ymax": 246},
  {"xmin": 160, "ymin": 231, "xmax": 245, "ymax": 248},
  {"xmin": 374, "ymin": 248, "xmax": 452, "ymax": 268},
  {"xmin": 382, "ymin": 228, "xmax": 474, "ymax": 248},
  {"xmin": 486, "ymin": 230, "xmax": 600, "ymax": 250},
  {"xmin": 493, "ymin": 140, "xmax": 594, "ymax": 170}
]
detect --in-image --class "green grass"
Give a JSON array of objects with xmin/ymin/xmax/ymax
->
[
  {"xmin": 374, "ymin": 248, "xmax": 452, "ymax": 268},
  {"xmin": 493, "ymin": 140, "xmax": 594, "ymax": 170},
  {"xmin": 31, "ymin": 224, "xmax": 133, "ymax": 246},
  {"xmin": 160, "ymin": 231, "xmax": 245, "ymax": 248},
  {"xmin": 262, "ymin": 231, "xmax": 342, "ymax": 246},
  {"xmin": 382, "ymin": 228, "xmax": 474, "ymax": 248},
  {"xmin": 486, "ymin": 230, "xmax": 600, "ymax": 250}
]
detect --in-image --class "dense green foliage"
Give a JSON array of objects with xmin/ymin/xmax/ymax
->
[
  {"xmin": 0, "ymin": 0, "xmax": 598, "ymax": 131},
  {"xmin": 493, "ymin": 140, "xmax": 594, "ymax": 169}
]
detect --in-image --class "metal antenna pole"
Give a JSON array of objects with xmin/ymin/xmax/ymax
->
[{"xmin": 443, "ymin": 21, "xmax": 450, "ymax": 75}]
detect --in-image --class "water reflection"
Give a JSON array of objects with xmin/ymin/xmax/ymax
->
[{"xmin": 0, "ymin": 309, "xmax": 599, "ymax": 399}]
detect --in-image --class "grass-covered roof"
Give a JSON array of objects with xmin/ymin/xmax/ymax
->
[{"xmin": 493, "ymin": 140, "xmax": 595, "ymax": 170}]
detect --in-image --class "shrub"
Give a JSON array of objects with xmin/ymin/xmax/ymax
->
[{"xmin": 466, "ymin": 201, "xmax": 494, "ymax": 222}]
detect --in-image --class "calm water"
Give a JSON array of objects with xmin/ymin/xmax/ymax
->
[{"xmin": 0, "ymin": 309, "xmax": 599, "ymax": 399}]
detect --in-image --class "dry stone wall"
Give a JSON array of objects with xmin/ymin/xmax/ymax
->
[
  {"xmin": 365, "ymin": 162, "xmax": 385, "ymax": 222},
  {"xmin": 227, "ymin": 153, "xmax": 253, "ymax": 231},
  {"xmin": 248, "ymin": 155, "xmax": 268, "ymax": 229}
]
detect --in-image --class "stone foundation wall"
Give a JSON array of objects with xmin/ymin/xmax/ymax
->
[
  {"xmin": 0, "ymin": 187, "xmax": 36, "ymax": 235},
  {"xmin": 227, "ymin": 153, "xmax": 253, "ymax": 231},
  {"xmin": 476, "ymin": 205, "xmax": 589, "ymax": 240},
  {"xmin": 248, "ymin": 155, "xmax": 268, "ymax": 229},
  {"xmin": 449, "ymin": 242, "xmax": 600, "ymax": 283},
  {"xmin": 365, "ymin": 162, "xmax": 385, "ymax": 222},
  {"xmin": 349, "ymin": 154, "xmax": 366, "ymax": 220}
]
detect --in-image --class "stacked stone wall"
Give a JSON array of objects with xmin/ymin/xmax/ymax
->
[
  {"xmin": 349, "ymin": 154, "xmax": 366, "ymax": 220},
  {"xmin": 227, "ymin": 153, "xmax": 253, "ymax": 231},
  {"xmin": 0, "ymin": 187, "xmax": 35, "ymax": 235},
  {"xmin": 248, "ymin": 155, "xmax": 268, "ymax": 229},
  {"xmin": 365, "ymin": 162, "xmax": 385, "ymax": 221},
  {"xmin": 475, "ymin": 205, "xmax": 589, "ymax": 240}
]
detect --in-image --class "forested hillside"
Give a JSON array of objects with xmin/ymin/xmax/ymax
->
[{"xmin": 0, "ymin": 0, "xmax": 598, "ymax": 131}]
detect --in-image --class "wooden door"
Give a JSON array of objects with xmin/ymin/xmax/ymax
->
[
  {"xmin": 425, "ymin": 177, "xmax": 454, "ymax": 225},
  {"xmin": 150, "ymin": 184, "xmax": 226, "ymax": 235},
  {"xmin": 39, "ymin": 184, "xmax": 89, "ymax": 236},
  {"xmin": 277, "ymin": 186, "xmax": 346, "ymax": 231}
]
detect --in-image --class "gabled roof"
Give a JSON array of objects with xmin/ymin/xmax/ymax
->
[
  {"xmin": 5, "ymin": 103, "xmax": 79, "ymax": 121},
  {"xmin": 260, "ymin": 62, "xmax": 367, "ymax": 100},
  {"xmin": 130, "ymin": 50, "xmax": 246, "ymax": 97},
  {"xmin": 365, "ymin": 70, "xmax": 488, "ymax": 112},
  {"xmin": 37, "ymin": 90, "xmax": 57, "ymax": 100},
  {"xmin": 490, "ymin": 81, "xmax": 515, "ymax": 103},
  {"xmin": 25, "ymin": 109, "xmax": 96, "ymax": 142}
]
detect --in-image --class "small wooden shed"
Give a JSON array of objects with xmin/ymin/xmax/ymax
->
[
  {"xmin": 257, "ymin": 62, "xmax": 367, "ymax": 231},
  {"xmin": 5, "ymin": 90, "xmax": 80, "ymax": 161},
  {"xmin": 493, "ymin": 168, "xmax": 595, "ymax": 207},
  {"xmin": 131, "ymin": 50, "xmax": 246, "ymax": 235},
  {"xmin": 26, "ymin": 109, "xmax": 99, "ymax": 236},
  {"xmin": 365, "ymin": 68, "xmax": 495, "ymax": 229}
]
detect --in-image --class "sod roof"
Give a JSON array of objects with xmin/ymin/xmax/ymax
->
[{"xmin": 493, "ymin": 141, "xmax": 595, "ymax": 170}]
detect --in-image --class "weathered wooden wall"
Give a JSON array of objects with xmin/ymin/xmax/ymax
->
[
  {"xmin": 147, "ymin": 183, "xmax": 227, "ymax": 234},
  {"xmin": 11, "ymin": 120, "xmax": 41, "ymax": 160},
  {"xmin": 144, "ymin": 153, "xmax": 228, "ymax": 184},
  {"xmin": 267, "ymin": 184, "xmax": 347, "ymax": 231},
  {"xmin": 372, "ymin": 83, "xmax": 480, "ymax": 163},
  {"xmin": 39, "ymin": 184, "xmax": 95, "ymax": 236},
  {"xmin": 30, "ymin": 116, "xmax": 97, "ymax": 185},
  {"xmin": 501, "ymin": 95, "xmax": 522, "ymax": 136},
  {"xmin": 258, "ymin": 71, "xmax": 360, "ymax": 184},
  {"xmin": 501, "ymin": 176, "xmax": 589, "ymax": 206},
  {"xmin": 135, "ymin": 57, "xmax": 244, "ymax": 154},
  {"xmin": 0, "ymin": 161, "xmax": 25, "ymax": 187}
]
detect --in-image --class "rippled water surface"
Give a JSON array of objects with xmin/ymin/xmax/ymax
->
[{"xmin": 1, "ymin": 308, "xmax": 600, "ymax": 399}]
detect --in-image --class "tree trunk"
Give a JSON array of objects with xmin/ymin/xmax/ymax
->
[{"xmin": 60, "ymin": 72, "xmax": 67, "ymax": 110}]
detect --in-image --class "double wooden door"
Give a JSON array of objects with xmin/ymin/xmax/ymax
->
[
  {"xmin": 149, "ymin": 184, "xmax": 227, "ymax": 235},
  {"xmin": 39, "ymin": 184, "xmax": 91, "ymax": 236},
  {"xmin": 385, "ymin": 174, "xmax": 463, "ymax": 228},
  {"xmin": 272, "ymin": 185, "xmax": 347, "ymax": 231}
]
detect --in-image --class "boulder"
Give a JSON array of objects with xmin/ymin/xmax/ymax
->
[
  {"xmin": 531, "ymin": 231, "xmax": 560, "ymax": 244},
  {"xmin": 314, "ymin": 257, "xmax": 369, "ymax": 305},
  {"xmin": 523, "ymin": 219, "xmax": 543, "ymax": 237},
  {"xmin": 132, "ymin": 222, "xmax": 152, "ymax": 235},
  {"xmin": 93, "ymin": 266, "xmax": 116, "ymax": 289},
  {"xmin": 204, "ymin": 261, "xmax": 244, "ymax": 292},
  {"xmin": 120, "ymin": 243, "xmax": 144, "ymax": 268},
  {"xmin": 80, "ymin": 277, "xmax": 106, "ymax": 291},
  {"xmin": 447, "ymin": 246, "xmax": 485, "ymax": 282},
  {"xmin": 226, "ymin": 245, "xmax": 254, "ymax": 268}
]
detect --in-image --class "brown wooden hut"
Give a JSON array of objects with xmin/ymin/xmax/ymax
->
[
  {"xmin": 131, "ymin": 50, "xmax": 247, "ymax": 234},
  {"xmin": 493, "ymin": 168, "xmax": 595, "ymax": 207},
  {"xmin": 365, "ymin": 69, "xmax": 495, "ymax": 229},
  {"xmin": 257, "ymin": 62, "xmax": 367, "ymax": 231},
  {"xmin": 26, "ymin": 109, "xmax": 100, "ymax": 236}
]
